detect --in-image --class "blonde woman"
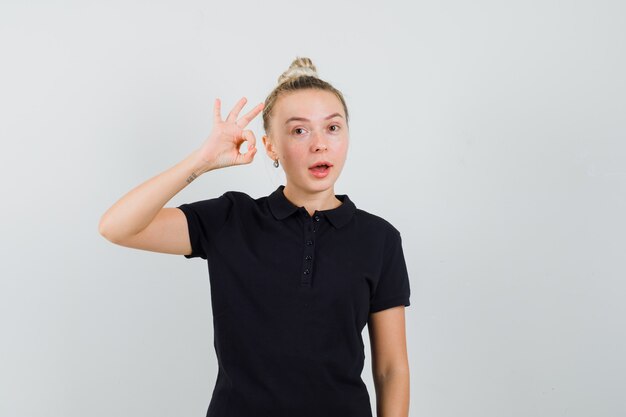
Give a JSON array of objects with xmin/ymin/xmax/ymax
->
[{"xmin": 99, "ymin": 57, "xmax": 411, "ymax": 417}]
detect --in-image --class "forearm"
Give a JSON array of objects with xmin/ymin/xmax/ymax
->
[
  {"xmin": 373, "ymin": 368, "xmax": 410, "ymax": 417},
  {"xmin": 98, "ymin": 148, "xmax": 214, "ymax": 241}
]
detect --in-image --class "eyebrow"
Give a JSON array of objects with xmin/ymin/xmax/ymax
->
[{"xmin": 284, "ymin": 113, "xmax": 344, "ymax": 125}]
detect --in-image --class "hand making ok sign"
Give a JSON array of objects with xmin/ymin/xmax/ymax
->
[{"xmin": 198, "ymin": 96, "xmax": 265, "ymax": 170}]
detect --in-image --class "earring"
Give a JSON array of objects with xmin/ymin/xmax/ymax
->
[{"xmin": 273, "ymin": 159, "xmax": 279, "ymax": 168}]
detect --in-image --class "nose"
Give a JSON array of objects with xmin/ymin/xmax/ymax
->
[{"xmin": 311, "ymin": 131, "xmax": 329, "ymax": 152}]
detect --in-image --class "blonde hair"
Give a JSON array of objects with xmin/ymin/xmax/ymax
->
[{"xmin": 262, "ymin": 56, "xmax": 349, "ymax": 135}]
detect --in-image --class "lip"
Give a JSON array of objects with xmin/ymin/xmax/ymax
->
[
  {"xmin": 308, "ymin": 161, "xmax": 332, "ymax": 179},
  {"xmin": 309, "ymin": 161, "xmax": 333, "ymax": 169},
  {"xmin": 309, "ymin": 165, "xmax": 331, "ymax": 178}
]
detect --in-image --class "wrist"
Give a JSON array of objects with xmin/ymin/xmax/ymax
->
[
  {"xmin": 179, "ymin": 150, "xmax": 214, "ymax": 185},
  {"xmin": 192, "ymin": 149, "xmax": 220, "ymax": 172}
]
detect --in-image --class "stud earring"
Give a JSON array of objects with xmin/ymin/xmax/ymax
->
[{"xmin": 273, "ymin": 159, "xmax": 279, "ymax": 168}]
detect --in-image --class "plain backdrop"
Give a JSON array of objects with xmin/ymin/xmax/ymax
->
[{"xmin": 1, "ymin": 1, "xmax": 624, "ymax": 416}]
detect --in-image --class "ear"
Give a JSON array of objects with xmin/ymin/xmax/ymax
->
[{"xmin": 262, "ymin": 135, "xmax": 277, "ymax": 159}]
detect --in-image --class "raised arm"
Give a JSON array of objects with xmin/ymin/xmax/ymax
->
[{"xmin": 98, "ymin": 97, "xmax": 264, "ymax": 255}]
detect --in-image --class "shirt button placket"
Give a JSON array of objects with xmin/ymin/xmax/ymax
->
[{"xmin": 301, "ymin": 212, "xmax": 320, "ymax": 287}]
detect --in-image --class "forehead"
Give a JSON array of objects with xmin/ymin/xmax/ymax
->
[{"xmin": 274, "ymin": 89, "xmax": 344, "ymax": 120}]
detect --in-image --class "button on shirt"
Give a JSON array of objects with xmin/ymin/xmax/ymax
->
[{"xmin": 177, "ymin": 184, "xmax": 411, "ymax": 417}]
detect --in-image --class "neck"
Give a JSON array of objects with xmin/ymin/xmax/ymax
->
[{"xmin": 282, "ymin": 183, "xmax": 343, "ymax": 216}]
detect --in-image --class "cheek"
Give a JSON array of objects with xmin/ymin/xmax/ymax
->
[
  {"xmin": 335, "ymin": 141, "xmax": 349, "ymax": 157},
  {"xmin": 282, "ymin": 146, "xmax": 307, "ymax": 164}
]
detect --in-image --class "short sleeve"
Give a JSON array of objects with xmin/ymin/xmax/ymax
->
[
  {"xmin": 369, "ymin": 229, "xmax": 411, "ymax": 313},
  {"xmin": 176, "ymin": 192, "xmax": 233, "ymax": 260}
]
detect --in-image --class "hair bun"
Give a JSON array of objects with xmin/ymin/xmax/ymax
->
[{"xmin": 277, "ymin": 56, "xmax": 318, "ymax": 84}]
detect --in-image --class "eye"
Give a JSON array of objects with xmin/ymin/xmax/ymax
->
[
  {"xmin": 329, "ymin": 124, "xmax": 341, "ymax": 132},
  {"xmin": 293, "ymin": 127, "xmax": 306, "ymax": 135}
]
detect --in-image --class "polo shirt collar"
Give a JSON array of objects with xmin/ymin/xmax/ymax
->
[{"xmin": 268, "ymin": 184, "xmax": 356, "ymax": 229}]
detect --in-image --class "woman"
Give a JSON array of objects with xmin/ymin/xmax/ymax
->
[{"xmin": 99, "ymin": 57, "xmax": 411, "ymax": 417}]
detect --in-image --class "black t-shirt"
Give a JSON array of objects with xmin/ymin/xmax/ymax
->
[{"xmin": 177, "ymin": 184, "xmax": 411, "ymax": 417}]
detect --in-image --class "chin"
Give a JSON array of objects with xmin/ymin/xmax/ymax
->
[{"xmin": 310, "ymin": 179, "xmax": 336, "ymax": 190}]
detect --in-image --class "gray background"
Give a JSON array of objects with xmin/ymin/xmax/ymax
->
[{"xmin": 1, "ymin": 1, "xmax": 624, "ymax": 416}]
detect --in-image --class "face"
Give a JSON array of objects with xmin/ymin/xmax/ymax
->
[{"xmin": 263, "ymin": 89, "xmax": 349, "ymax": 193}]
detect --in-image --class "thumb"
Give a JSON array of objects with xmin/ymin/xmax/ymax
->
[{"xmin": 239, "ymin": 130, "xmax": 257, "ymax": 164}]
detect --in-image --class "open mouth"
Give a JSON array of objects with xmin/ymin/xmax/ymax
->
[
  {"xmin": 310, "ymin": 164, "xmax": 330, "ymax": 172},
  {"xmin": 309, "ymin": 162, "xmax": 333, "ymax": 177}
]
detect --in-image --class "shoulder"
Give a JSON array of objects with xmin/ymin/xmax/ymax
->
[
  {"xmin": 216, "ymin": 190, "xmax": 274, "ymax": 217},
  {"xmin": 219, "ymin": 190, "xmax": 252, "ymax": 200},
  {"xmin": 207, "ymin": 189, "xmax": 257, "ymax": 204},
  {"xmin": 353, "ymin": 206, "xmax": 402, "ymax": 239},
  {"xmin": 180, "ymin": 190, "xmax": 258, "ymax": 212},
  {"xmin": 354, "ymin": 208, "xmax": 400, "ymax": 234},
  {"xmin": 220, "ymin": 190, "xmax": 269, "ymax": 206}
]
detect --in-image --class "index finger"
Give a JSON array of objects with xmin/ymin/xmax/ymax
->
[
  {"xmin": 213, "ymin": 98, "xmax": 222, "ymax": 123},
  {"xmin": 236, "ymin": 102, "xmax": 265, "ymax": 128}
]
